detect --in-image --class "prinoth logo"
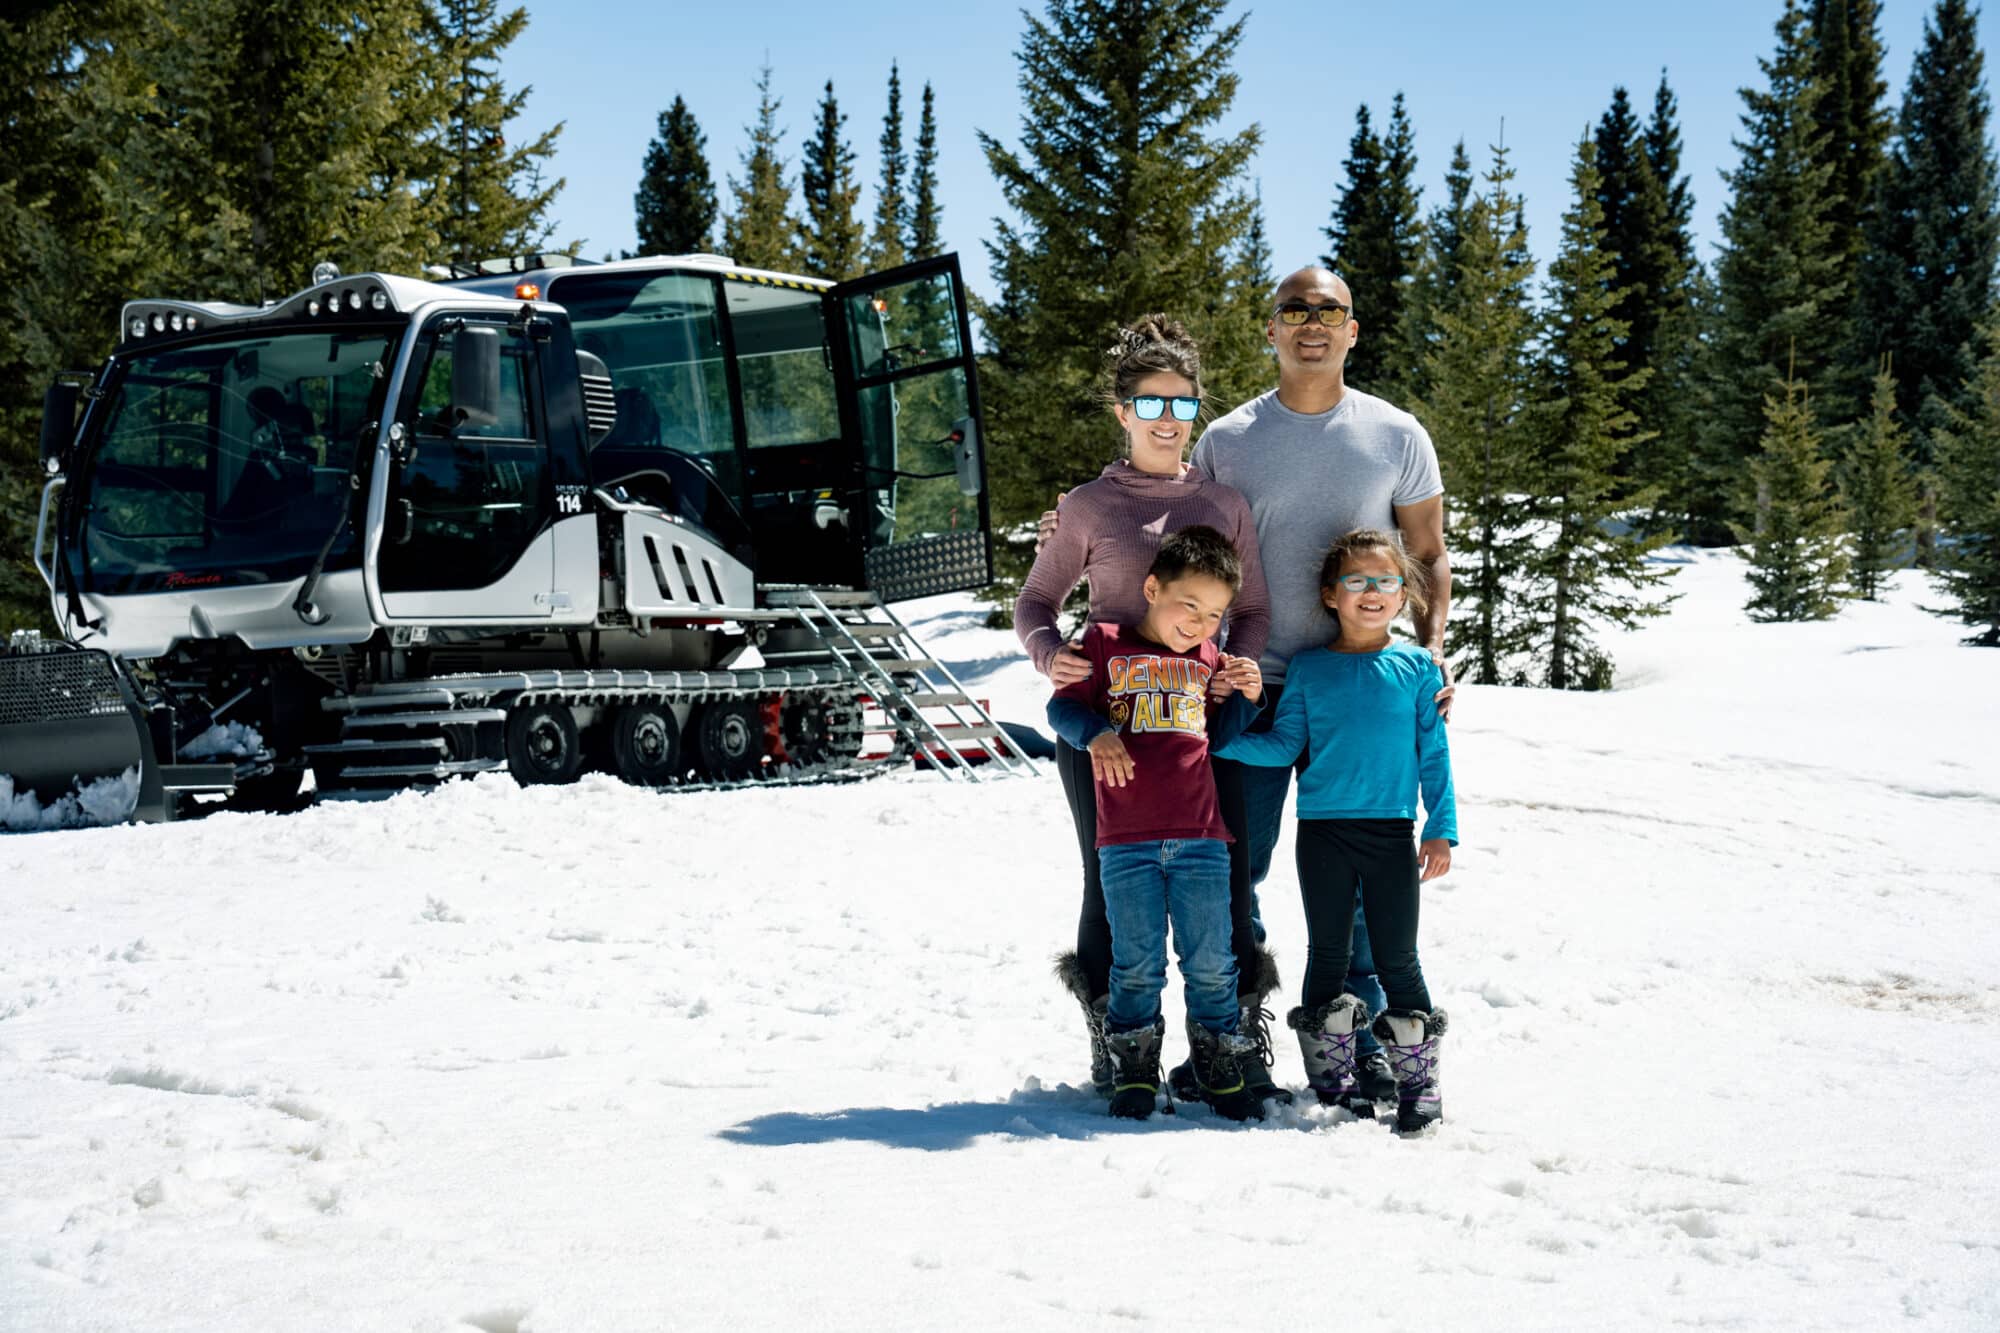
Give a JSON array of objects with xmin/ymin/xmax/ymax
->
[{"xmin": 163, "ymin": 572, "xmax": 225, "ymax": 589}]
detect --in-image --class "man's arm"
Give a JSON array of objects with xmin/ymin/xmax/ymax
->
[{"xmin": 1393, "ymin": 494, "xmax": 1455, "ymax": 719}]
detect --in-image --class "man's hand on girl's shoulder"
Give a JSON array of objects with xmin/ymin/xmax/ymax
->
[
  {"xmin": 1418, "ymin": 839, "xmax": 1452, "ymax": 882},
  {"xmin": 1430, "ymin": 652, "xmax": 1456, "ymax": 721}
]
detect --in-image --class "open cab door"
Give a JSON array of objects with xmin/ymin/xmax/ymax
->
[{"xmin": 825, "ymin": 255, "xmax": 992, "ymax": 602}]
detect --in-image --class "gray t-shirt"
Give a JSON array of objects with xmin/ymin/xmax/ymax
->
[{"xmin": 1192, "ymin": 387, "xmax": 1443, "ymax": 683}]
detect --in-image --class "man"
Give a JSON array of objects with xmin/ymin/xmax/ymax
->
[{"xmin": 1041, "ymin": 267, "xmax": 1453, "ymax": 1107}]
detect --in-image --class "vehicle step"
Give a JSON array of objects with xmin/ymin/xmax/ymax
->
[
  {"xmin": 830, "ymin": 623, "xmax": 903, "ymax": 639},
  {"xmin": 305, "ymin": 737, "xmax": 449, "ymax": 755},
  {"xmin": 327, "ymin": 689, "xmax": 461, "ymax": 712},
  {"xmin": 338, "ymin": 759, "xmax": 506, "ymax": 779},
  {"xmin": 927, "ymin": 722, "xmax": 1003, "ymax": 740},
  {"xmin": 762, "ymin": 588, "xmax": 876, "ymax": 606},
  {"xmin": 902, "ymin": 692, "xmax": 970, "ymax": 707},
  {"xmin": 864, "ymin": 658, "xmax": 937, "ymax": 674},
  {"xmin": 158, "ymin": 763, "xmax": 237, "ymax": 793},
  {"xmin": 343, "ymin": 709, "xmax": 508, "ymax": 728}
]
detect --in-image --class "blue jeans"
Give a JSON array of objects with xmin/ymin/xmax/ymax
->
[
  {"xmin": 1236, "ymin": 683, "xmax": 1388, "ymax": 1055},
  {"xmin": 1097, "ymin": 838, "xmax": 1239, "ymax": 1036}
]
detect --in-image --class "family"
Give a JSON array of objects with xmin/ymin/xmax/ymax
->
[{"xmin": 1014, "ymin": 266, "xmax": 1460, "ymax": 1133}]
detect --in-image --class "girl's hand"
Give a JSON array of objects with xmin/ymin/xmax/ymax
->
[
  {"xmin": 1048, "ymin": 643, "xmax": 1092, "ymax": 687},
  {"xmin": 1418, "ymin": 839, "xmax": 1452, "ymax": 882},
  {"xmin": 1216, "ymin": 653, "xmax": 1262, "ymax": 703},
  {"xmin": 1088, "ymin": 732, "xmax": 1136, "ymax": 788}
]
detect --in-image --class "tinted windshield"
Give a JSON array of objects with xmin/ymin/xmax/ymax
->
[{"xmin": 78, "ymin": 328, "xmax": 398, "ymax": 595}]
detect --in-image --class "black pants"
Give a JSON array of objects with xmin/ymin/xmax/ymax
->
[
  {"xmin": 1296, "ymin": 818, "xmax": 1432, "ymax": 1015},
  {"xmin": 1055, "ymin": 738, "xmax": 1259, "ymax": 1001}
]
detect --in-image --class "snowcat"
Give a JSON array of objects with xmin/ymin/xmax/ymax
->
[{"xmin": 2, "ymin": 252, "xmax": 1031, "ymax": 821}]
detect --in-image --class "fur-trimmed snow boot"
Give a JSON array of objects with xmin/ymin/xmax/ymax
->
[
  {"xmin": 1054, "ymin": 951, "xmax": 1113, "ymax": 1097},
  {"xmin": 1184, "ymin": 1020, "xmax": 1263, "ymax": 1122},
  {"xmin": 1354, "ymin": 1048, "xmax": 1399, "ymax": 1104},
  {"xmin": 1372, "ymin": 1007, "xmax": 1448, "ymax": 1134},
  {"xmin": 1288, "ymin": 993, "xmax": 1373, "ymax": 1112},
  {"xmin": 1104, "ymin": 1019, "xmax": 1168, "ymax": 1120},
  {"xmin": 1234, "ymin": 946, "xmax": 1294, "ymax": 1107}
]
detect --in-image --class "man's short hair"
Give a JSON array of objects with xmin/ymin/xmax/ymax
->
[{"xmin": 1149, "ymin": 524, "xmax": 1242, "ymax": 595}]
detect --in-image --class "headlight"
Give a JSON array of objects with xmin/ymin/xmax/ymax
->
[
  {"xmin": 369, "ymin": 289, "xmax": 388, "ymax": 311},
  {"xmin": 307, "ymin": 298, "xmax": 321, "ymax": 317},
  {"xmin": 129, "ymin": 316, "xmax": 146, "ymax": 338},
  {"xmin": 150, "ymin": 312, "xmax": 166, "ymax": 332},
  {"xmin": 168, "ymin": 313, "xmax": 184, "ymax": 331}
]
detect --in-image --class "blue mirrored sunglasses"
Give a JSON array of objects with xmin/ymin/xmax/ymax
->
[
  {"xmin": 1124, "ymin": 394, "xmax": 1201, "ymax": 422},
  {"xmin": 1336, "ymin": 574, "xmax": 1405, "ymax": 593}
]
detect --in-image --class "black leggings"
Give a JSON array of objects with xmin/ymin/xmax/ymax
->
[
  {"xmin": 1296, "ymin": 818, "xmax": 1431, "ymax": 1014},
  {"xmin": 1055, "ymin": 738, "xmax": 1259, "ymax": 1000}
]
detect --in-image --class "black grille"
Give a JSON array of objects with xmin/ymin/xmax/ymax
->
[
  {"xmin": 0, "ymin": 648, "xmax": 128, "ymax": 727},
  {"xmin": 865, "ymin": 531, "xmax": 992, "ymax": 602},
  {"xmin": 580, "ymin": 373, "xmax": 618, "ymax": 440}
]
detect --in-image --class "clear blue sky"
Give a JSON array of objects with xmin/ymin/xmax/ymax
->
[{"xmin": 499, "ymin": 0, "xmax": 1970, "ymax": 304}]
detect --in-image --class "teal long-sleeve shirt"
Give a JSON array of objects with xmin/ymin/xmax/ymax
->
[{"xmin": 1214, "ymin": 641, "xmax": 1458, "ymax": 845}]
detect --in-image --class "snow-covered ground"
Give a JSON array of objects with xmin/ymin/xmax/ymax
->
[{"xmin": 3, "ymin": 550, "xmax": 1998, "ymax": 1331}]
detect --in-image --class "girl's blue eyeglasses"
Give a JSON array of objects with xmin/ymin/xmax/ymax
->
[
  {"xmin": 1124, "ymin": 395, "xmax": 1201, "ymax": 422},
  {"xmin": 1336, "ymin": 574, "xmax": 1405, "ymax": 593}
]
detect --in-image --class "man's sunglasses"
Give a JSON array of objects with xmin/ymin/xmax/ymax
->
[
  {"xmin": 1274, "ymin": 301, "xmax": 1351, "ymax": 327},
  {"xmin": 1123, "ymin": 395, "xmax": 1202, "ymax": 422}
]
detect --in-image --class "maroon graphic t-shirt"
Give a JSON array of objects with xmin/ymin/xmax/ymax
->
[{"xmin": 1051, "ymin": 623, "xmax": 1233, "ymax": 848}]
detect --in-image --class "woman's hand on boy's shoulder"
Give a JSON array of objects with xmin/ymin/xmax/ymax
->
[
  {"xmin": 1049, "ymin": 642, "xmax": 1092, "ymax": 687},
  {"xmin": 1418, "ymin": 839, "xmax": 1452, "ymax": 882},
  {"xmin": 1212, "ymin": 653, "xmax": 1262, "ymax": 704}
]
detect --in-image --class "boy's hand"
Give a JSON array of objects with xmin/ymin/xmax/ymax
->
[
  {"xmin": 1215, "ymin": 653, "xmax": 1262, "ymax": 704},
  {"xmin": 1088, "ymin": 731, "xmax": 1136, "ymax": 788},
  {"xmin": 1418, "ymin": 839, "xmax": 1452, "ymax": 882},
  {"xmin": 1033, "ymin": 492, "xmax": 1067, "ymax": 553},
  {"xmin": 1048, "ymin": 643, "xmax": 1091, "ymax": 687}
]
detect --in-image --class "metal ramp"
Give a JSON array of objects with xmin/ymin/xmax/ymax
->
[{"xmin": 761, "ymin": 589, "xmax": 1038, "ymax": 782}]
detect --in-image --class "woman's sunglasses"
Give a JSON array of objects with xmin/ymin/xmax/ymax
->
[{"xmin": 1123, "ymin": 395, "xmax": 1202, "ymax": 422}]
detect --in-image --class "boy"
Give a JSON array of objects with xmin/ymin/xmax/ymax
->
[{"xmin": 1046, "ymin": 526, "xmax": 1266, "ymax": 1121}]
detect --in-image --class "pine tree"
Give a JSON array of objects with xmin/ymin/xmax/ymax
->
[
  {"xmin": 1521, "ymin": 138, "xmax": 1676, "ymax": 689},
  {"xmin": 1593, "ymin": 89, "xmax": 1676, "ymax": 412},
  {"xmin": 1412, "ymin": 141, "xmax": 1539, "ymax": 684},
  {"xmin": 1701, "ymin": 0, "xmax": 1846, "ymax": 545},
  {"xmin": 907, "ymin": 81, "xmax": 943, "ymax": 260},
  {"xmin": 1931, "ymin": 324, "xmax": 2000, "ymax": 644},
  {"xmin": 979, "ymin": 0, "xmax": 1261, "ymax": 547},
  {"xmin": 796, "ymin": 79, "xmax": 863, "ymax": 280},
  {"xmin": 429, "ymin": 0, "xmax": 563, "ymax": 266},
  {"xmin": 1240, "ymin": 182, "xmax": 1274, "ymax": 298},
  {"xmin": 1400, "ymin": 137, "xmax": 1472, "ymax": 407},
  {"xmin": 1323, "ymin": 94, "xmax": 1421, "ymax": 393},
  {"xmin": 1638, "ymin": 72, "xmax": 1705, "ymax": 537},
  {"xmin": 1809, "ymin": 0, "xmax": 1889, "ymax": 298},
  {"xmin": 868, "ymin": 63, "xmax": 907, "ymax": 271},
  {"xmin": 1841, "ymin": 363, "xmax": 1917, "ymax": 598},
  {"xmin": 633, "ymin": 95, "xmax": 718, "ymax": 255},
  {"xmin": 722, "ymin": 63, "xmax": 799, "ymax": 271},
  {"xmin": 1858, "ymin": 0, "xmax": 2000, "ymax": 472},
  {"xmin": 1739, "ymin": 370, "xmax": 1850, "ymax": 621}
]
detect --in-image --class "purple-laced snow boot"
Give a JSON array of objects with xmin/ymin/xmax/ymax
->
[
  {"xmin": 1372, "ymin": 1007, "xmax": 1448, "ymax": 1134},
  {"xmin": 1287, "ymin": 993, "xmax": 1372, "ymax": 1113}
]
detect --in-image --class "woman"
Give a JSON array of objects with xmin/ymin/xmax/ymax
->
[{"xmin": 1014, "ymin": 314, "xmax": 1284, "ymax": 1108}]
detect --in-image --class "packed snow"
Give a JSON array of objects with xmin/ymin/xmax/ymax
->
[{"xmin": 2, "ymin": 549, "xmax": 1997, "ymax": 1331}]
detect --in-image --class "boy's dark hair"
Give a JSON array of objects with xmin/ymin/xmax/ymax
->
[{"xmin": 1149, "ymin": 524, "xmax": 1242, "ymax": 594}]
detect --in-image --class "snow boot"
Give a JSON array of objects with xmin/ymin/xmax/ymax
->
[
  {"xmin": 1288, "ymin": 993, "xmax": 1373, "ymax": 1113},
  {"xmin": 1054, "ymin": 951, "xmax": 1113, "ymax": 1098},
  {"xmin": 1170, "ymin": 947, "xmax": 1295, "ymax": 1107},
  {"xmin": 1104, "ymin": 1019, "xmax": 1168, "ymax": 1120},
  {"xmin": 1184, "ymin": 1020, "xmax": 1263, "ymax": 1122},
  {"xmin": 1235, "ymin": 946, "xmax": 1294, "ymax": 1107},
  {"xmin": 1372, "ymin": 1007, "xmax": 1448, "ymax": 1135},
  {"xmin": 1354, "ymin": 1049, "xmax": 1400, "ymax": 1105}
]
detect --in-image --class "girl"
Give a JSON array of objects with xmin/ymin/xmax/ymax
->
[
  {"xmin": 1215, "ymin": 528, "xmax": 1456, "ymax": 1133},
  {"xmin": 1014, "ymin": 315, "xmax": 1279, "ymax": 1109}
]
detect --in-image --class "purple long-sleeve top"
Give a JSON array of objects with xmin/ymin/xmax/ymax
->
[{"xmin": 1013, "ymin": 460, "xmax": 1270, "ymax": 676}]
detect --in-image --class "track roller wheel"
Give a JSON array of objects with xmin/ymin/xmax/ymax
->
[
  {"xmin": 690, "ymin": 699, "xmax": 765, "ymax": 782},
  {"xmin": 505, "ymin": 701, "xmax": 583, "ymax": 785},
  {"xmin": 779, "ymin": 695, "xmax": 838, "ymax": 767},
  {"xmin": 609, "ymin": 703, "xmax": 683, "ymax": 788}
]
